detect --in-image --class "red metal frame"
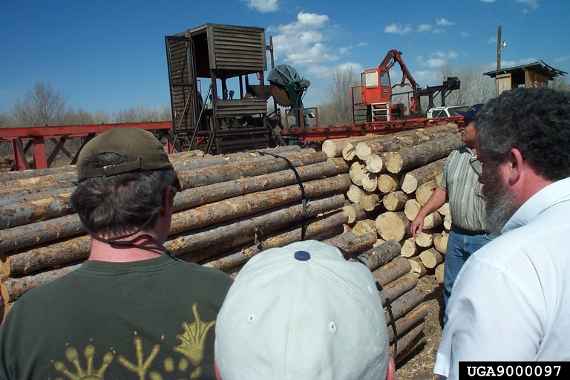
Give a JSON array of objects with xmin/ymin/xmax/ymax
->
[
  {"xmin": 0, "ymin": 121, "xmax": 173, "ymax": 171},
  {"xmin": 281, "ymin": 116, "xmax": 463, "ymax": 144},
  {"xmin": 1, "ymin": 117, "xmax": 463, "ymax": 171}
]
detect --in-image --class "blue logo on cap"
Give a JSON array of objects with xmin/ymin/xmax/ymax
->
[{"xmin": 294, "ymin": 251, "xmax": 311, "ymax": 261}]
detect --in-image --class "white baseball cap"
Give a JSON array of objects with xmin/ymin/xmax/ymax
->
[{"xmin": 215, "ymin": 240, "xmax": 389, "ymax": 380}]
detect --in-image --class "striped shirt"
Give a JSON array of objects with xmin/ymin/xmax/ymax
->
[{"xmin": 441, "ymin": 146, "xmax": 486, "ymax": 232}]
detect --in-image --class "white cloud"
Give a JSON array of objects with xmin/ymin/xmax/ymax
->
[
  {"xmin": 419, "ymin": 51, "xmax": 459, "ymax": 69},
  {"xmin": 435, "ymin": 18, "xmax": 455, "ymax": 27},
  {"xmin": 336, "ymin": 62, "xmax": 363, "ymax": 73},
  {"xmin": 297, "ymin": 12, "xmax": 329, "ymax": 27},
  {"xmin": 271, "ymin": 11, "xmax": 361, "ymax": 91},
  {"xmin": 488, "ymin": 36, "xmax": 497, "ymax": 44},
  {"xmin": 432, "ymin": 28, "xmax": 445, "ymax": 34},
  {"xmin": 480, "ymin": 0, "xmax": 496, "ymax": 2},
  {"xmin": 555, "ymin": 56, "xmax": 570, "ymax": 63},
  {"xmin": 356, "ymin": 42, "xmax": 368, "ymax": 47},
  {"xmin": 417, "ymin": 24, "xmax": 433, "ymax": 33},
  {"xmin": 245, "ymin": 0, "xmax": 278, "ymax": 13},
  {"xmin": 460, "ymin": 31, "xmax": 471, "ymax": 38},
  {"xmin": 385, "ymin": 23, "xmax": 413, "ymax": 35}
]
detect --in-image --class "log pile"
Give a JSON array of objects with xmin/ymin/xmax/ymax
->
[
  {"xmin": 0, "ymin": 146, "xmax": 356, "ymax": 307},
  {"xmin": 323, "ymin": 123, "xmax": 458, "ymax": 283},
  {"xmin": 1, "ymin": 125, "xmax": 461, "ymax": 364}
]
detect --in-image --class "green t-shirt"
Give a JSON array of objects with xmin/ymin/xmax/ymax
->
[{"xmin": 0, "ymin": 255, "xmax": 233, "ymax": 380}]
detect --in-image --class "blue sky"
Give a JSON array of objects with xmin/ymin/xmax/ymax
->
[{"xmin": 1, "ymin": 0, "xmax": 569, "ymax": 113}]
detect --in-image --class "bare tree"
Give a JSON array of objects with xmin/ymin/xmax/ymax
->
[
  {"xmin": 0, "ymin": 113, "xmax": 12, "ymax": 128},
  {"xmin": 319, "ymin": 67, "xmax": 359, "ymax": 125},
  {"xmin": 12, "ymin": 82, "xmax": 66, "ymax": 126},
  {"xmin": 115, "ymin": 105, "xmax": 172, "ymax": 122}
]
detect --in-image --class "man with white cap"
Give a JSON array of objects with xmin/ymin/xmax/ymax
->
[{"xmin": 214, "ymin": 240, "xmax": 395, "ymax": 380}]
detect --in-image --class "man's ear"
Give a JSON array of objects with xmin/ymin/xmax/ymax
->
[{"xmin": 507, "ymin": 147, "xmax": 524, "ymax": 186}]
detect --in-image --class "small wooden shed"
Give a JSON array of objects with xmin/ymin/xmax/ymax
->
[{"xmin": 484, "ymin": 60, "xmax": 566, "ymax": 95}]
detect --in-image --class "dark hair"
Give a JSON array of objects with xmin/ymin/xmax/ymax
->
[
  {"xmin": 71, "ymin": 152, "xmax": 177, "ymax": 237},
  {"xmin": 476, "ymin": 88, "xmax": 570, "ymax": 181}
]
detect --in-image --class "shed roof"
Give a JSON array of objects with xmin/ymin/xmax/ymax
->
[{"xmin": 484, "ymin": 60, "xmax": 567, "ymax": 79}]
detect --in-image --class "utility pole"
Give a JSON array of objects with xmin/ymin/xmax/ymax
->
[{"xmin": 496, "ymin": 26, "xmax": 507, "ymax": 96}]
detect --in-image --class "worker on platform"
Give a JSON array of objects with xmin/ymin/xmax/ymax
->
[
  {"xmin": 214, "ymin": 240, "xmax": 395, "ymax": 380},
  {"xmin": 435, "ymin": 87, "xmax": 570, "ymax": 379},
  {"xmin": 410, "ymin": 104, "xmax": 491, "ymax": 322},
  {"xmin": 0, "ymin": 129, "xmax": 232, "ymax": 379}
]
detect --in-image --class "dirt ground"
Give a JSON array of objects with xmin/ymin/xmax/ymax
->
[{"xmin": 396, "ymin": 275, "xmax": 443, "ymax": 380}]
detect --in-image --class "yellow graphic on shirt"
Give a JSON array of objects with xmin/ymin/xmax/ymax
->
[
  {"xmin": 148, "ymin": 357, "xmax": 190, "ymax": 380},
  {"xmin": 174, "ymin": 303, "xmax": 216, "ymax": 378},
  {"xmin": 53, "ymin": 344, "xmax": 114, "ymax": 380},
  {"xmin": 51, "ymin": 303, "xmax": 215, "ymax": 379},
  {"xmin": 118, "ymin": 334, "xmax": 160, "ymax": 380}
]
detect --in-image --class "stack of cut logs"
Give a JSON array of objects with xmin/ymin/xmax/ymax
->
[
  {"xmin": 323, "ymin": 123, "xmax": 460, "ymax": 286},
  {"xmin": 0, "ymin": 142, "xmax": 432, "ymax": 363}
]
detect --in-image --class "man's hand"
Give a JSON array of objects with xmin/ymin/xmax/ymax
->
[{"xmin": 410, "ymin": 215, "xmax": 424, "ymax": 237}]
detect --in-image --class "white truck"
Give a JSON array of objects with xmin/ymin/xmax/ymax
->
[{"xmin": 426, "ymin": 105, "xmax": 470, "ymax": 119}]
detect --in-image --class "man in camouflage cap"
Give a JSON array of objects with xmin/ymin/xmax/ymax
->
[{"xmin": 0, "ymin": 128, "xmax": 232, "ymax": 379}]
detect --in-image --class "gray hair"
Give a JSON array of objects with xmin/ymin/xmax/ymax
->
[{"xmin": 476, "ymin": 88, "xmax": 570, "ymax": 181}]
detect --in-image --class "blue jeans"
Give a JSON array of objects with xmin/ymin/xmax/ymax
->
[{"xmin": 443, "ymin": 230, "xmax": 492, "ymax": 324}]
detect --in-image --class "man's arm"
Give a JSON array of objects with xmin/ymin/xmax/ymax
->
[{"xmin": 410, "ymin": 187, "xmax": 447, "ymax": 236}]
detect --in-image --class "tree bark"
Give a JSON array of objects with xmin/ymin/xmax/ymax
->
[
  {"xmin": 202, "ymin": 210, "xmax": 349, "ymax": 272},
  {"xmin": 388, "ymin": 303, "xmax": 430, "ymax": 343},
  {"xmin": 354, "ymin": 240, "xmax": 401, "ymax": 271},
  {"xmin": 325, "ymin": 231, "xmax": 377, "ymax": 259},
  {"xmin": 375, "ymin": 212, "xmax": 409, "ymax": 241},
  {"xmin": 383, "ymin": 191, "xmax": 408, "ymax": 211},
  {"xmin": 383, "ymin": 134, "xmax": 462, "ymax": 174},
  {"xmin": 373, "ymin": 257, "xmax": 411, "ymax": 286},
  {"xmin": 1, "ymin": 159, "xmax": 348, "ymax": 230},
  {"xmin": 355, "ymin": 124, "xmax": 458, "ymax": 160},
  {"xmin": 385, "ymin": 287, "xmax": 425, "ymax": 321},
  {"xmin": 400, "ymin": 158, "xmax": 446, "ymax": 194},
  {"xmin": 0, "ymin": 175, "xmax": 350, "ymax": 255},
  {"xmin": 4, "ymin": 195, "xmax": 346, "ymax": 277},
  {"xmin": 377, "ymin": 174, "xmax": 400, "ymax": 194},
  {"xmin": 382, "ymin": 273, "xmax": 419, "ymax": 304},
  {"xmin": 392, "ymin": 323, "xmax": 425, "ymax": 363}
]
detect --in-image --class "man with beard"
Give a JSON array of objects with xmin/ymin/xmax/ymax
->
[
  {"xmin": 434, "ymin": 88, "xmax": 570, "ymax": 380},
  {"xmin": 411, "ymin": 104, "xmax": 490, "ymax": 322}
]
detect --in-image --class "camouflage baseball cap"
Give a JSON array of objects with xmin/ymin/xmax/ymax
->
[{"xmin": 77, "ymin": 128, "xmax": 178, "ymax": 185}]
